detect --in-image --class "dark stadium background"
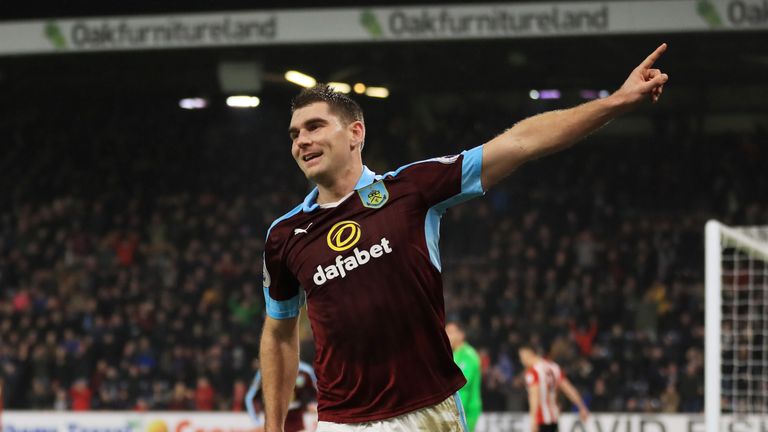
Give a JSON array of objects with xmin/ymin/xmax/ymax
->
[{"xmin": 1, "ymin": 0, "xmax": 767, "ymax": 419}]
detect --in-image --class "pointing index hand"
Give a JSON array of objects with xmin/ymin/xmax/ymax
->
[{"xmin": 640, "ymin": 43, "xmax": 668, "ymax": 70}]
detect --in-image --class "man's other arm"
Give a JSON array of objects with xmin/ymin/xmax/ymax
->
[
  {"xmin": 559, "ymin": 377, "xmax": 590, "ymax": 422},
  {"xmin": 260, "ymin": 315, "xmax": 300, "ymax": 432},
  {"xmin": 481, "ymin": 43, "xmax": 669, "ymax": 190}
]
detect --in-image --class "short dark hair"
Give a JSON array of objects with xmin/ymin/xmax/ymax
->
[
  {"xmin": 291, "ymin": 83, "xmax": 364, "ymax": 126},
  {"xmin": 445, "ymin": 318, "xmax": 465, "ymax": 330},
  {"xmin": 518, "ymin": 343, "xmax": 538, "ymax": 353}
]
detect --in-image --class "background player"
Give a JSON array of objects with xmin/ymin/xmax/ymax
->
[
  {"xmin": 519, "ymin": 344, "xmax": 589, "ymax": 432},
  {"xmin": 246, "ymin": 361, "xmax": 318, "ymax": 432},
  {"xmin": 446, "ymin": 321, "xmax": 482, "ymax": 431}
]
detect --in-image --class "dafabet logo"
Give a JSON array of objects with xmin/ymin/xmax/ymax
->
[
  {"xmin": 314, "ymin": 221, "xmax": 392, "ymax": 286},
  {"xmin": 327, "ymin": 221, "xmax": 362, "ymax": 252}
]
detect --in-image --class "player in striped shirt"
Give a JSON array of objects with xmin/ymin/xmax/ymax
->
[
  {"xmin": 519, "ymin": 344, "xmax": 589, "ymax": 432},
  {"xmin": 261, "ymin": 44, "xmax": 668, "ymax": 432}
]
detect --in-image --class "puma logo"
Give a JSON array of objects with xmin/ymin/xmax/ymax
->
[{"xmin": 294, "ymin": 223, "xmax": 313, "ymax": 236}]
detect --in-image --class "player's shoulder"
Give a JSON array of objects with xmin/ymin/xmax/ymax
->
[
  {"xmin": 525, "ymin": 367, "xmax": 538, "ymax": 384},
  {"xmin": 463, "ymin": 343, "xmax": 481, "ymax": 360},
  {"xmin": 379, "ymin": 154, "xmax": 464, "ymax": 180},
  {"xmin": 265, "ymin": 202, "xmax": 306, "ymax": 245},
  {"xmin": 532, "ymin": 360, "xmax": 549, "ymax": 375},
  {"xmin": 548, "ymin": 360, "xmax": 563, "ymax": 377},
  {"xmin": 545, "ymin": 359, "xmax": 562, "ymax": 371}
]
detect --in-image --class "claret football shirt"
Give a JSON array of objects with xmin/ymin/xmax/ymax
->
[{"xmin": 263, "ymin": 145, "xmax": 484, "ymax": 423}]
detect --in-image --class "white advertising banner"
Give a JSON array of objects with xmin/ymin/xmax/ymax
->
[
  {"xmin": 2, "ymin": 411, "xmax": 258, "ymax": 432},
  {"xmin": 4, "ymin": 412, "xmax": 768, "ymax": 432},
  {"xmin": 479, "ymin": 413, "xmax": 768, "ymax": 432},
  {"xmin": 0, "ymin": 0, "xmax": 766, "ymax": 56}
]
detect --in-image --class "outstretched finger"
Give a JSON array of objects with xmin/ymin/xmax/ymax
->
[{"xmin": 640, "ymin": 43, "xmax": 667, "ymax": 69}]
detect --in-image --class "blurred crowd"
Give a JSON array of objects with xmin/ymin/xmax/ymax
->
[{"xmin": 1, "ymin": 96, "xmax": 766, "ymax": 413}]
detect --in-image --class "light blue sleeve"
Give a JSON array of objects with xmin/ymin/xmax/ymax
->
[
  {"xmin": 263, "ymin": 285, "xmax": 306, "ymax": 319},
  {"xmin": 433, "ymin": 145, "xmax": 485, "ymax": 213},
  {"xmin": 424, "ymin": 145, "xmax": 486, "ymax": 272},
  {"xmin": 262, "ymin": 204, "xmax": 307, "ymax": 320},
  {"xmin": 245, "ymin": 371, "xmax": 262, "ymax": 425}
]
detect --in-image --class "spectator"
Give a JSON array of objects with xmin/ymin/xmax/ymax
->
[
  {"xmin": 69, "ymin": 378, "xmax": 92, "ymax": 411},
  {"xmin": 194, "ymin": 377, "xmax": 215, "ymax": 411},
  {"xmin": 570, "ymin": 318, "xmax": 598, "ymax": 357},
  {"xmin": 27, "ymin": 378, "xmax": 54, "ymax": 409},
  {"xmin": 54, "ymin": 388, "xmax": 68, "ymax": 411},
  {"xmin": 167, "ymin": 382, "xmax": 191, "ymax": 411},
  {"xmin": 232, "ymin": 379, "xmax": 247, "ymax": 412},
  {"xmin": 679, "ymin": 363, "xmax": 704, "ymax": 412},
  {"xmin": 590, "ymin": 379, "xmax": 612, "ymax": 412},
  {"xmin": 0, "ymin": 99, "xmax": 764, "ymax": 414},
  {"xmin": 660, "ymin": 384, "xmax": 680, "ymax": 413}
]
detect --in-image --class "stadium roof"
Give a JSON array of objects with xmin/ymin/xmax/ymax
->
[
  {"xmin": 1, "ymin": 1, "xmax": 766, "ymax": 116},
  {"xmin": 3, "ymin": 0, "xmax": 514, "ymax": 20}
]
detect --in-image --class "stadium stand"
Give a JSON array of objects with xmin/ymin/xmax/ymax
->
[{"xmin": 1, "ymin": 97, "xmax": 766, "ymax": 413}]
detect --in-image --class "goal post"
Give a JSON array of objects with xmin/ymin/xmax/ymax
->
[
  {"xmin": 705, "ymin": 220, "xmax": 722, "ymax": 431},
  {"xmin": 705, "ymin": 220, "xmax": 768, "ymax": 431}
]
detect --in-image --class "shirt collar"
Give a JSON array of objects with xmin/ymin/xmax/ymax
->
[
  {"xmin": 301, "ymin": 165, "xmax": 376, "ymax": 213},
  {"xmin": 355, "ymin": 165, "xmax": 377, "ymax": 189}
]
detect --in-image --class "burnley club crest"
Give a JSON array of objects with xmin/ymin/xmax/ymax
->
[{"xmin": 358, "ymin": 181, "xmax": 389, "ymax": 209}]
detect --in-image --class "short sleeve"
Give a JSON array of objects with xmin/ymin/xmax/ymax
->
[
  {"xmin": 263, "ymin": 229, "xmax": 305, "ymax": 319},
  {"xmin": 391, "ymin": 145, "xmax": 484, "ymax": 211},
  {"xmin": 525, "ymin": 370, "xmax": 538, "ymax": 387}
]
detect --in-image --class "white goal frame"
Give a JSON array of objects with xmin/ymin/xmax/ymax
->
[{"xmin": 705, "ymin": 220, "xmax": 768, "ymax": 431}]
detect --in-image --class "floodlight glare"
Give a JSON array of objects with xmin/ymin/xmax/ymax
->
[
  {"xmin": 179, "ymin": 98, "xmax": 208, "ymax": 110},
  {"xmin": 365, "ymin": 87, "xmax": 390, "ymax": 99},
  {"xmin": 226, "ymin": 95, "xmax": 261, "ymax": 108},
  {"xmin": 539, "ymin": 89, "xmax": 561, "ymax": 100},
  {"xmin": 285, "ymin": 70, "xmax": 317, "ymax": 88},
  {"xmin": 328, "ymin": 82, "xmax": 352, "ymax": 94}
]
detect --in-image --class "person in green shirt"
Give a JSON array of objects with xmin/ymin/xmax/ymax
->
[{"xmin": 446, "ymin": 321, "xmax": 483, "ymax": 431}]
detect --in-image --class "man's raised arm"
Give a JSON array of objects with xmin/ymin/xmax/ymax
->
[
  {"xmin": 481, "ymin": 43, "xmax": 669, "ymax": 190},
  {"xmin": 260, "ymin": 315, "xmax": 300, "ymax": 432}
]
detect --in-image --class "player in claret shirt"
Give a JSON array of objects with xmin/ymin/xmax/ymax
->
[
  {"xmin": 245, "ymin": 361, "xmax": 317, "ymax": 432},
  {"xmin": 261, "ymin": 44, "xmax": 669, "ymax": 432}
]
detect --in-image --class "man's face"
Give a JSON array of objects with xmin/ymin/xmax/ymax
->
[
  {"xmin": 288, "ymin": 102, "xmax": 362, "ymax": 184},
  {"xmin": 518, "ymin": 348, "xmax": 535, "ymax": 368},
  {"xmin": 445, "ymin": 323, "xmax": 464, "ymax": 351}
]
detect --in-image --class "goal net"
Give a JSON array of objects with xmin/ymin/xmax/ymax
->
[{"xmin": 706, "ymin": 220, "xmax": 768, "ymax": 431}]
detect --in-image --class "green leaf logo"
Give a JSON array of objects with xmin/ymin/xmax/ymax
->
[
  {"xmin": 696, "ymin": 0, "xmax": 723, "ymax": 28},
  {"xmin": 360, "ymin": 10, "xmax": 383, "ymax": 38},
  {"xmin": 45, "ymin": 21, "xmax": 67, "ymax": 49}
]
